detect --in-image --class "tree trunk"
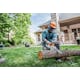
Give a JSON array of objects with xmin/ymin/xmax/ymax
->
[{"xmin": 38, "ymin": 50, "xmax": 80, "ymax": 59}]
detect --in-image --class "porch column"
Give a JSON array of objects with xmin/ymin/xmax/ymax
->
[
  {"xmin": 67, "ymin": 25, "xmax": 72, "ymax": 43},
  {"xmin": 76, "ymin": 28, "xmax": 79, "ymax": 37},
  {"xmin": 56, "ymin": 13, "xmax": 60, "ymax": 34}
]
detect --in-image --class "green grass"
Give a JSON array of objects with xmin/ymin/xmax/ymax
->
[{"xmin": 0, "ymin": 45, "xmax": 80, "ymax": 67}]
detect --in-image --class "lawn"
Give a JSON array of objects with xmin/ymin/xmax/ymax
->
[{"xmin": 0, "ymin": 45, "xmax": 80, "ymax": 67}]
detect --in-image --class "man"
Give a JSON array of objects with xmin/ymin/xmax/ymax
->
[
  {"xmin": 42, "ymin": 22, "xmax": 62, "ymax": 61},
  {"xmin": 42, "ymin": 22, "xmax": 60, "ymax": 50}
]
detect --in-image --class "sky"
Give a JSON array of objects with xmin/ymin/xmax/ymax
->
[{"xmin": 30, "ymin": 13, "xmax": 51, "ymax": 33}]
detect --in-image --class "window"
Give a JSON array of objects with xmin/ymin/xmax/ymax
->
[
  {"xmin": 78, "ymin": 28, "xmax": 80, "ymax": 33},
  {"xmin": 72, "ymin": 29, "xmax": 77, "ymax": 39},
  {"xmin": 72, "ymin": 29, "xmax": 76, "ymax": 32},
  {"xmin": 63, "ymin": 30, "xmax": 68, "ymax": 33}
]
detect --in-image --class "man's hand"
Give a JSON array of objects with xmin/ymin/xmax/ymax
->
[
  {"xmin": 48, "ymin": 42, "xmax": 54, "ymax": 46},
  {"xmin": 44, "ymin": 39, "xmax": 54, "ymax": 46}
]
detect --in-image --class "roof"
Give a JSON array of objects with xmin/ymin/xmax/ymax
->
[
  {"xmin": 59, "ymin": 16, "xmax": 80, "ymax": 26},
  {"xmin": 34, "ymin": 29, "xmax": 43, "ymax": 34},
  {"xmin": 39, "ymin": 20, "xmax": 51, "ymax": 28},
  {"xmin": 59, "ymin": 13, "xmax": 80, "ymax": 20}
]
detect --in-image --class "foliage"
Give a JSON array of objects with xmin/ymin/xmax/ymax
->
[
  {"xmin": 0, "ymin": 13, "xmax": 13, "ymax": 42},
  {"xmin": 0, "ymin": 45, "xmax": 80, "ymax": 67},
  {"xmin": 11, "ymin": 13, "xmax": 32, "ymax": 45},
  {"xmin": 0, "ymin": 13, "xmax": 32, "ymax": 45},
  {"xmin": 4, "ymin": 42, "xmax": 11, "ymax": 47}
]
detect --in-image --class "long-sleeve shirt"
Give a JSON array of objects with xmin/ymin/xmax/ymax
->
[{"xmin": 42, "ymin": 29, "xmax": 58, "ymax": 42}]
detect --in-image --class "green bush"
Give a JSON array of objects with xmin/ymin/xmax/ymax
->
[
  {"xmin": 5, "ymin": 43, "xmax": 11, "ymax": 47},
  {"xmin": 0, "ymin": 39, "xmax": 4, "ymax": 43},
  {"xmin": 0, "ymin": 39, "xmax": 8, "ymax": 44},
  {"xmin": 12, "ymin": 38, "xmax": 21, "ymax": 45},
  {"xmin": 3, "ymin": 40, "xmax": 8, "ymax": 44}
]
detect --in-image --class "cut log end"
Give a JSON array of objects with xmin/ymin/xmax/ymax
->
[{"xmin": 38, "ymin": 51, "xmax": 43, "ymax": 60}]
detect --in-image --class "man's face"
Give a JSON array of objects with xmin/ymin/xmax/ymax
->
[{"xmin": 48, "ymin": 27, "xmax": 54, "ymax": 33}]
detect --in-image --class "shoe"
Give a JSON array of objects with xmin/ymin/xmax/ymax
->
[
  {"xmin": 55, "ymin": 58, "xmax": 62, "ymax": 62},
  {"xmin": 57, "ymin": 59, "xmax": 62, "ymax": 62}
]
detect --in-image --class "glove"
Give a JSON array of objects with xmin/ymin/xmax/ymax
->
[{"xmin": 48, "ymin": 43, "xmax": 54, "ymax": 46}]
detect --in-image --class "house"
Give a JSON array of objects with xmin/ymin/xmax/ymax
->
[
  {"xmin": 35, "ymin": 13, "xmax": 80, "ymax": 45},
  {"xmin": 59, "ymin": 16, "xmax": 80, "ymax": 44}
]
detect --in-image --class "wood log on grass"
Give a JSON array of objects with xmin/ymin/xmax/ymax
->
[{"xmin": 38, "ymin": 50, "xmax": 80, "ymax": 59}]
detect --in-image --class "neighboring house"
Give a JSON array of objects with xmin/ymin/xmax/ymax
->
[
  {"xmin": 35, "ymin": 13, "xmax": 80, "ymax": 45},
  {"xmin": 35, "ymin": 29, "xmax": 43, "ymax": 45}
]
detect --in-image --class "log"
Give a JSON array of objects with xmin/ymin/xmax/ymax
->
[{"xmin": 38, "ymin": 50, "xmax": 80, "ymax": 59}]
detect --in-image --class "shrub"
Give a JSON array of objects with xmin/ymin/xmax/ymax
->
[
  {"xmin": 5, "ymin": 43, "xmax": 11, "ymax": 47},
  {"xmin": 0, "ymin": 39, "xmax": 8, "ymax": 44}
]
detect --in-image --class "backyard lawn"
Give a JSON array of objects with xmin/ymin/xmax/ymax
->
[{"xmin": 0, "ymin": 45, "xmax": 80, "ymax": 67}]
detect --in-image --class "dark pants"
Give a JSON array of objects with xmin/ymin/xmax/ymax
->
[{"xmin": 54, "ymin": 42, "xmax": 60, "ymax": 50}]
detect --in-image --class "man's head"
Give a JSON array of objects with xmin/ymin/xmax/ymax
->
[{"xmin": 48, "ymin": 22, "xmax": 56, "ymax": 33}]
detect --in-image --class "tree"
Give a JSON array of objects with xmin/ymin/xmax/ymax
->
[
  {"xmin": 0, "ymin": 13, "xmax": 33, "ymax": 45},
  {"xmin": 10, "ymin": 13, "xmax": 32, "ymax": 44},
  {"xmin": 0, "ymin": 13, "xmax": 13, "ymax": 43}
]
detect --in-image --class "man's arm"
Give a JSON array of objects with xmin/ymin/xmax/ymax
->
[
  {"xmin": 51, "ymin": 32, "xmax": 58, "ymax": 42},
  {"xmin": 42, "ymin": 31, "xmax": 50, "ymax": 44}
]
